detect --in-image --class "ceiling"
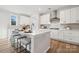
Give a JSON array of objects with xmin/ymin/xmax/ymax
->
[{"xmin": 0, "ymin": 5, "xmax": 67, "ymax": 16}]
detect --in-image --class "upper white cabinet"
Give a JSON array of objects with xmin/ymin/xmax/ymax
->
[
  {"xmin": 60, "ymin": 9, "xmax": 71, "ymax": 24},
  {"xmin": 65, "ymin": 9, "xmax": 71, "ymax": 23},
  {"xmin": 71, "ymin": 7, "xmax": 79, "ymax": 23},
  {"xmin": 60, "ymin": 10, "xmax": 65, "ymax": 24},
  {"xmin": 40, "ymin": 13, "xmax": 50, "ymax": 24},
  {"xmin": 60, "ymin": 7, "xmax": 79, "ymax": 24}
]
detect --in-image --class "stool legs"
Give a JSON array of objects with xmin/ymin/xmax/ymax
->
[
  {"xmin": 17, "ymin": 38, "xmax": 19, "ymax": 52},
  {"xmin": 15, "ymin": 38, "xmax": 31, "ymax": 53},
  {"xmin": 16, "ymin": 38, "xmax": 22, "ymax": 53},
  {"xmin": 20, "ymin": 39, "xmax": 21, "ymax": 52}
]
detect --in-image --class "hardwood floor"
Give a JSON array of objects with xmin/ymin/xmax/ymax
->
[
  {"xmin": 47, "ymin": 39, "xmax": 79, "ymax": 53},
  {"xmin": 0, "ymin": 39, "xmax": 79, "ymax": 53},
  {"xmin": 0, "ymin": 39, "xmax": 16, "ymax": 53}
]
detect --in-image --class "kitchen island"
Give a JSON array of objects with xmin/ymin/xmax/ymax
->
[{"xmin": 19, "ymin": 29, "xmax": 50, "ymax": 53}]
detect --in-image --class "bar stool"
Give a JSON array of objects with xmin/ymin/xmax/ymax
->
[
  {"xmin": 17, "ymin": 36, "xmax": 31, "ymax": 53},
  {"xmin": 12, "ymin": 34, "xmax": 22, "ymax": 50}
]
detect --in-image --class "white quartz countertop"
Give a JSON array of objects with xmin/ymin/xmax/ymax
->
[{"xmin": 19, "ymin": 29, "xmax": 50, "ymax": 36}]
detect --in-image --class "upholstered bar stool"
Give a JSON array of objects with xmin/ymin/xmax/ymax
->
[
  {"xmin": 13, "ymin": 34, "xmax": 22, "ymax": 51},
  {"xmin": 17, "ymin": 36, "xmax": 31, "ymax": 53}
]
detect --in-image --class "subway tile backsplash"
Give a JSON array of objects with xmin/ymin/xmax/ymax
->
[{"xmin": 60, "ymin": 24, "xmax": 79, "ymax": 30}]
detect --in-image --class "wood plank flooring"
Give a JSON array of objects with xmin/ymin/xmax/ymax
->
[
  {"xmin": 47, "ymin": 39, "xmax": 79, "ymax": 53},
  {"xmin": 0, "ymin": 39, "xmax": 79, "ymax": 53},
  {"xmin": 0, "ymin": 39, "xmax": 16, "ymax": 53}
]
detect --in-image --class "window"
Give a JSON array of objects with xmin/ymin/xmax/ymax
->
[{"xmin": 11, "ymin": 16, "xmax": 16, "ymax": 25}]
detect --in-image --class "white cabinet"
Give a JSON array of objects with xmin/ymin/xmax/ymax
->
[
  {"xmin": 63, "ymin": 31, "xmax": 72, "ymax": 42},
  {"xmin": 65, "ymin": 9, "xmax": 71, "ymax": 23},
  {"xmin": 58, "ymin": 31, "xmax": 63, "ymax": 40},
  {"xmin": 71, "ymin": 7, "xmax": 77, "ymax": 23},
  {"xmin": 50, "ymin": 30, "xmax": 59, "ymax": 39},
  {"xmin": 60, "ymin": 7, "xmax": 79, "ymax": 24},
  {"xmin": 60, "ymin": 10, "xmax": 65, "ymax": 24},
  {"xmin": 40, "ymin": 13, "xmax": 50, "ymax": 24},
  {"xmin": 70, "ymin": 7, "xmax": 79, "ymax": 23},
  {"xmin": 62, "ymin": 31, "xmax": 79, "ymax": 44},
  {"xmin": 50, "ymin": 30, "xmax": 79, "ymax": 44},
  {"xmin": 71, "ymin": 31, "xmax": 79, "ymax": 43},
  {"xmin": 60, "ymin": 9, "xmax": 71, "ymax": 24},
  {"xmin": 76, "ymin": 7, "xmax": 79, "ymax": 21}
]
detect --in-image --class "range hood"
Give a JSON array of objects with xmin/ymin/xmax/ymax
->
[
  {"xmin": 50, "ymin": 10, "xmax": 60, "ymax": 23},
  {"xmin": 52, "ymin": 10, "xmax": 60, "ymax": 20}
]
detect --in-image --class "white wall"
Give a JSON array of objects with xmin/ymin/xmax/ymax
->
[
  {"xmin": 0, "ymin": 10, "xmax": 10, "ymax": 39},
  {"xmin": 0, "ymin": 9, "xmax": 30, "ymax": 39},
  {"xmin": 20, "ymin": 16, "xmax": 30, "ymax": 25}
]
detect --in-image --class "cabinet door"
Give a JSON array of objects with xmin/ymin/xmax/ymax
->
[
  {"xmin": 65, "ymin": 9, "xmax": 71, "ymax": 23},
  {"xmin": 40, "ymin": 13, "xmax": 50, "ymax": 24},
  {"xmin": 58, "ymin": 31, "xmax": 63, "ymax": 40},
  {"xmin": 72, "ymin": 31, "xmax": 79, "ymax": 43},
  {"xmin": 54, "ymin": 31, "xmax": 59, "ymax": 39},
  {"xmin": 51, "ymin": 30, "xmax": 59, "ymax": 39},
  {"xmin": 71, "ymin": 7, "xmax": 77, "ymax": 23},
  {"xmin": 60, "ymin": 9, "xmax": 71, "ymax": 24},
  {"xmin": 60, "ymin": 10, "xmax": 66, "ymax": 24},
  {"xmin": 70, "ymin": 7, "xmax": 79, "ymax": 23},
  {"xmin": 50, "ymin": 31, "xmax": 53, "ymax": 39},
  {"xmin": 63, "ymin": 31, "xmax": 72, "ymax": 42},
  {"xmin": 76, "ymin": 7, "xmax": 79, "ymax": 23},
  {"xmin": 75, "ymin": 35, "xmax": 79, "ymax": 43},
  {"xmin": 63, "ymin": 31, "xmax": 69, "ymax": 41}
]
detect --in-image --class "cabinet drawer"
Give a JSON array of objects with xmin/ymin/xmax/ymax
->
[{"xmin": 76, "ymin": 20, "xmax": 79, "ymax": 23}]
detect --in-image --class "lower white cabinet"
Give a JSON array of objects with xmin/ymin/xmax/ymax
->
[
  {"xmin": 50, "ymin": 30, "xmax": 59, "ymax": 39},
  {"xmin": 58, "ymin": 31, "xmax": 63, "ymax": 41},
  {"xmin": 63, "ymin": 31, "xmax": 72, "ymax": 41},
  {"xmin": 51, "ymin": 30, "xmax": 79, "ymax": 44},
  {"xmin": 71, "ymin": 31, "xmax": 79, "ymax": 43},
  {"xmin": 62, "ymin": 31, "xmax": 79, "ymax": 44}
]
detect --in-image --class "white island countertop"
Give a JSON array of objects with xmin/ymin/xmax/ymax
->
[
  {"xmin": 19, "ymin": 29, "xmax": 50, "ymax": 53},
  {"xmin": 19, "ymin": 29, "xmax": 50, "ymax": 36}
]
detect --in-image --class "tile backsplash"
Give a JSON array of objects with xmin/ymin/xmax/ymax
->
[
  {"xmin": 60, "ymin": 24, "xmax": 79, "ymax": 30},
  {"xmin": 40, "ymin": 24, "xmax": 50, "ymax": 29}
]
